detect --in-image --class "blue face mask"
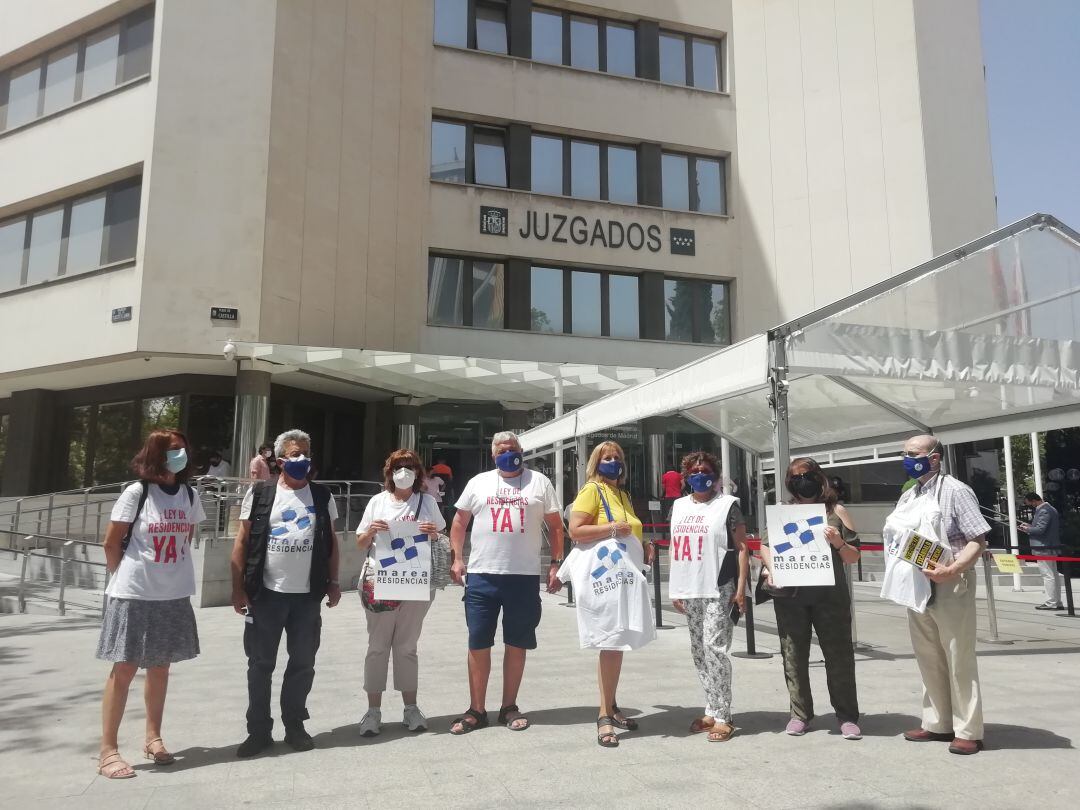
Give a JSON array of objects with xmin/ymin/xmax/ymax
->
[
  {"xmin": 597, "ymin": 459, "xmax": 623, "ymax": 479},
  {"xmin": 903, "ymin": 454, "xmax": 933, "ymax": 479},
  {"xmin": 495, "ymin": 450, "xmax": 523, "ymax": 473},
  {"xmin": 165, "ymin": 448, "xmax": 187, "ymax": 473},
  {"xmin": 282, "ymin": 455, "xmax": 311, "ymax": 480},
  {"xmin": 687, "ymin": 472, "xmax": 715, "ymax": 493}
]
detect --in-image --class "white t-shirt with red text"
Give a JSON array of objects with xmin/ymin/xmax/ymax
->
[
  {"xmin": 357, "ymin": 491, "xmax": 446, "ymax": 535},
  {"xmin": 667, "ymin": 494, "xmax": 737, "ymax": 599},
  {"xmin": 455, "ymin": 468, "xmax": 561, "ymax": 575},
  {"xmin": 106, "ymin": 482, "xmax": 206, "ymax": 600}
]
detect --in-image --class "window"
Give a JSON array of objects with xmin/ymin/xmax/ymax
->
[
  {"xmin": 659, "ymin": 31, "xmax": 723, "ymax": 90},
  {"xmin": 427, "ymin": 255, "xmax": 505, "ymax": 329},
  {"xmin": 530, "ymin": 265, "xmax": 640, "ymax": 338},
  {"xmin": 0, "ymin": 177, "xmax": 143, "ymax": 292},
  {"xmin": 664, "ymin": 277, "xmax": 731, "ymax": 345},
  {"xmin": 473, "ymin": 128, "xmax": 507, "ymax": 187},
  {"xmin": 608, "ymin": 274, "xmax": 640, "ymax": 339},
  {"xmin": 662, "ymin": 152, "xmax": 727, "ymax": 214},
  {"xmin": 530, "ymin": 267, "xmax": 563, "ymax": 333},
  {"xmin": 532, "ymin": 133, "xmax": 638, "ymax": 204},
  {"xmin": 605, "ymin": 23, "xmax": 636, "ymax": 77},
  {"xmin": 571, "ymin": 271, "xmax": 602, "ymax": 336},
  {"xmin": 433, "ymin": 0, "xmax": 468, "ymax": 47},
  {"xmin": 475, "ymin": 1, "xmax": 508, "ymax": 53},
  {"xmin": 570, "ymin": 140, "xmax": 601, "ymax": 200},
  {"xmin": 531, "ymin": 134, "xmax": 564, "ymax": 196},
  {"xmin": 570, "ymin": 17, "xmax": 600, "ymax": 70},
  {"xmin": 435, "ymin": 0, "xmax": 507, "ymax": 54},
  {"xmin": 430, "ymin": 120, "xmax": 506, "ymax": 187},
  {"xmin": 430, "ymin": 121, "xmax": 466, "ymax": 183},
  {"xmin": 0, "ymin": 6, "xmax": 155, "ymax": 132},
  {"xmin": 606, "ymin": 146, "xmax": 638, "ymax": 205},
  {"xmin": 531, "ymin": 9, "xmax": 563, "ymax": 64}
]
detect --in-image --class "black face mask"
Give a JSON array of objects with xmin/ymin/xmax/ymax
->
[{"xmin": 789, "ymin": 473, "xmax": 823, "ymax": 500}]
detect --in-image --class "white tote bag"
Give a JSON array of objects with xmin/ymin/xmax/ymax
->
[{"xmin": 879, "ymin": 482, "xmax": 946, "ymax": 614}]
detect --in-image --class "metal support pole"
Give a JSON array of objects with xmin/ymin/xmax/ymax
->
[
  {"xmin": 1031, "ymin": 432, "xmax": 1043, "ymax": 497},
  {"xmin": 554, "ymin": 377, "xmax": 565, "ymax": 525},
  {"xmin": 768, "ymin": 337, "xmax": 790, "ymax": 491},
  {"xmin": 720, "ymin": 437, "xmax": 732, "ymax": 496},
  {"xmin": 58, "ymin": 557, "xmax": 67, "ymax": 617},
  {"xmin": 979, "ymin": 552, "xmax": 1011, "ymax": 644},
  {"xmin": 18, "ymin": 552, "xmax": 29, "ymax": 613},
  {"xmin": 847, "ymin": 563, "xmax": 860, "ymax": 647},
  {"xmin": 1064, "ymin": 567, "xmax": 1075, "ymax": 617},
  {"xmin": 1003, "ymin": 436, "xmax": 1023, "ymax": 591},
  {"xmin": 45, "ymin": 494, "xmax": 54, "ymax": 536},
  {"xmin": 651, "ymin": 537, "xmax": 667, "ymax": 629}
]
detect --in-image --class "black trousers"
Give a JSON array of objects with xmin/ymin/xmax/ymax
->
[{"xmin": 244, "ymin": 589, "xmax": 322, "ymax": 735}]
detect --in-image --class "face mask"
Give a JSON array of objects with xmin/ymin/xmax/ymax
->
[
  {"xmin": 392, "ymin": 467, "xmax": 417, "ymax": 489},
  {"xmin": 597, "ymin": 459, "xmax": 623, "ymax": 479},
  {"xmin": 495, "ymin": 450, "xmax": 523, "ymax": 473},
  {"xmin": 282, "ymin": 455, "xmax": 311, "ymax": 479},
  {"xmin": 789, "ymin": 473, "xmax": 823, "ymax": 500},
  {"xmin": 903, "ymin": 454, "xmax": 933, "ymax": 479},
  {"xmin": 687, "ymin": 472, "xmax": 715, "ymax": 493},
  {"xmin": 165, "ymin": 448, "xmax": 188, "ymax": 473}
]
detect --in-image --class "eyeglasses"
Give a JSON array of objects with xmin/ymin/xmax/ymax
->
[{"xmin": 901, "ymin": 450, "xmax": 937, "ymax": 458}]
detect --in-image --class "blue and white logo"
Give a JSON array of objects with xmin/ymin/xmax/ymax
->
[
  {"xmin": 591, "ymin": 541, "xmax": 628, "ymax": 580},
  {"xmin": 270, "ymin": 505, "xmax": 316, "ymax": 539},
  {"xmin": 379, "ymin": 531, "xmax": 429, "ymax": 568},
  {"xmin": 774, "ymin": 515, "xmax": 825, "ymax": 554}
]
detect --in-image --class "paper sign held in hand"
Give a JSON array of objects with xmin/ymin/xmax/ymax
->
[
  {"xmin": 373, "ymin": 519, "xmax": 432, "ymax": 601},
  {"xmin": 766, "ymin": 504, "xmax": 835, "ymax": 588},
  {"xmin": 896, "ymin": 530, "xmax": 953, "ymax": 572}
]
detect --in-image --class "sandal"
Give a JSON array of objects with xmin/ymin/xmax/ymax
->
[
  {"xmin": 596, "ymin": 716, "xmax": 619, "ymax": 748},
  {"xmin": 707, "ymin": 722, "xmax": 736, "ymax": 742},
  {"xmin": 449, "ymin": 707, "xmax": 489, "ymax": 735},
  {"xmin": 143, "ymin": 737, "xmax": 176, "ymax": 765},
  {"xmin": 498, "ymin": 704, "xmax": 530, "ymax": 731},
  {"xmin": 610, "ymin": 702, "xmax": 638, "ymax": 731},
  {"xmin": 98, "ymin": 751, "xmax": 136, "ymax": 779},
  {"xmin": 690, "ymin": 716, "xmax": 716, "ymax": 734}
]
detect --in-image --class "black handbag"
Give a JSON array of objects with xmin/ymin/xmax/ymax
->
[{"xmin": 754, "ymin": 564, "xmax": 797, "ymax": 605}]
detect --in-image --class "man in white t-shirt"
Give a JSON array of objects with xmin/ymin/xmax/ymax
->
[
  {"xmin": 205, "ymin": 450, "xmax": 232, "ymax": 478},
  {"xmin": 230, "ymin": 429, "xmax": 341, "ymax": 758},
  {"xmin": 447, "ymin": 431, "xmax": 564, "ymax": 734}
]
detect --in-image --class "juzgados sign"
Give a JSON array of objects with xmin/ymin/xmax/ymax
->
[{"xmin": 480, "ymin": 206, "xmax": 695, "ymax": 256}]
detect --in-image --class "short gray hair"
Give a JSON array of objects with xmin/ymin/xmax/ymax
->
[
  {"xmin": 275, "ymin": 429, "xmax": 312, "ymax": 457},
  {"xmin": 491, "ymin": 430, "xmax": 521, "ymax": 455}
]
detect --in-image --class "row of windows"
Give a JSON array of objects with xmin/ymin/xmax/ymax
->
[
  {"xmin": 0, "ymin": 177, "xmax": 142, "ymax": 292},
  {"xmin": 0, "ymin": 5, "xmax": 154, "ymax": 133},
  {"xmin": 431, "ymin": 119, "xmax": 727, "ymax": 214},
  {"xmin": 434, "ymin": 0, "xmax": 723, "ymax": 92},
  {"xmin": 427, "ymin": 254, "xmax": 731, "ymax": 345}
]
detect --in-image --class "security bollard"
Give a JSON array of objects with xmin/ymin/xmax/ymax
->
[
  {"xmin": 979, "ymin": 551, "xmax": 1011, "ymax": 645},
  {"xmin": 1064, "ymin": 561, "xmax": 1076, "ymax": 618},
  {"xmin": 651, "ymin": 544, "xmax": 671, "ymax": 628},
  {"xmin": 732, "ymin": 592, "xmax": 771, "ymax": 659}
]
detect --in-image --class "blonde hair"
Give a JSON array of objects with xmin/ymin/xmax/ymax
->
[{"xmin": 586, "ymin": 441, "xmax": 627, "ymax": 488}]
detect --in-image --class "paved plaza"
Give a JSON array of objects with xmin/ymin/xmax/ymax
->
[{"xmin": 1, "ymin": 579, "xmax": 1078, "ymax": 810}]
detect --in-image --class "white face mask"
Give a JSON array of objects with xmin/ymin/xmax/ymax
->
[{"xmin": 392, "ymin": 468, "xmax": 417, "ymax": 489}]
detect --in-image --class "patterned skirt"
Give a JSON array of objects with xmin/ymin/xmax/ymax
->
[{"xmin": 96, "ymin": 596, "xmax": 200, "ymax": 668}]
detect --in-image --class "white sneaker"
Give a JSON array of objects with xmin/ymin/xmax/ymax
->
[
  {"xmin": 359, "ymin": 708, "xmax": 382, "ymax": 737},
  {"xmin": 403, "ymin": 704, "xmax": 428, "ymax": 732}
]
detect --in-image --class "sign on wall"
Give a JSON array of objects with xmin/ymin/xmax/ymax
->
[
  {"xmin": 479, "ymin": 206, "xmax": 695, "ymax": 256},
  {"xmin": 111, "ymin": 306, "xmax": 132, "ymax": 323},
  {"xmin": 210, "ymin": 307, "xmax": 239, "ymax": 322}
]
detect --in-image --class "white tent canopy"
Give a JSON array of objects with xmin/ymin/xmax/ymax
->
[{"xmin": 519, "ymin": 213, "xmax": 1080, "ymax": 461}]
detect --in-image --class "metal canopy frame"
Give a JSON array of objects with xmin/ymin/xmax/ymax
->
[{"xmin": 518, "ymin": 213, "xmax": 1080, "ymax": 477}]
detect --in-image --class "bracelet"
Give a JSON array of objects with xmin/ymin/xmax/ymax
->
[
  {"xmin": 550, "ymin": 559, "xmax": 563, "ymax": 565},
  {"xmin": 609, "ymin": 523, "xmax": 617, "ymax": 538}
]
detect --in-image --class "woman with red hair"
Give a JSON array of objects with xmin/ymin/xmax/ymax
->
[{"xmin": 95, "ymin": 429, "xmax": 205, "ymax": 778}]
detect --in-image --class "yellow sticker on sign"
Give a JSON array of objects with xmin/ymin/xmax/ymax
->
[{"xmin": 992, "ymin": 554, "xmax": 1023, "ymax": 574}]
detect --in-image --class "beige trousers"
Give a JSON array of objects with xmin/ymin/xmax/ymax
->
[
  {"xmin": 907, "ymin": 570, "xmax": 983, "ymax": 740},
  {"xmin": 363, "ymin": 598, "xmax": 432, "ymax": 693}
]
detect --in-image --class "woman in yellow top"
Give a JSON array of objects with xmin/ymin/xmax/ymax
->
[{"xmin": 568, "ymin": 441, "xmax": 654, "ymax": 747}]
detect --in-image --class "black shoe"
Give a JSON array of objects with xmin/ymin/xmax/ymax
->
[
  {"xmin": 236, "ymin": 733, "xmax": 273, "ymax": 758},
  {"xmin": 283, "ymin": 725, "xmax": 315, "ymax": 752},
  {"xmin": 1034, "ymin": 603, "xmax": 1064, "ymax": 611}
]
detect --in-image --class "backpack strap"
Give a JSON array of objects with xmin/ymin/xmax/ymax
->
[
  {"xmin": 593, "ymin": 482, "xmax": 615, "ymax": 523},
  {"xmin": 120, "ymin": 481, "xmax": 152, "ymax": 554}
]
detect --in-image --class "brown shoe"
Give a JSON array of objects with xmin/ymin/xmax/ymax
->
[
  {"xmin": 903, "ymin": 728, "xmax": 954, "ymax": 742},
  {"xmin": 948, "ymin": 738, "xmax": 984, "ymax": 755}
]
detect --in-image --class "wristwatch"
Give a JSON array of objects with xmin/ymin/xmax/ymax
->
[
  {"xmin": 328, "ymin": 579, "xmax": 340, "ymax": 586},
  {"xmin": 550, "ymin": 558, "xmax": 563, "ymax": 565}
]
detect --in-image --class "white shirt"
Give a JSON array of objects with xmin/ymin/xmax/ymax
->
[
  {"xmin": 240, "ymin": 482, "xmax": 339, "ymax": 593},
  {"xmin": 422, "ymin": 475, "xmax": 445, "ymax": 504},
  {"xmin": 206, "ymin": 460, "xmax": 231, "ymax": 477},
  {"xmin": 357, "ymin": 490, "xmax": 446, "ymax": 535},
  {"xmin": 454, "ymin": 468, "xmax": 561, "ymax": 575},
  {"xmin": 667, "ymin": 494, "xmax": 737, "ymax": 599},
  {"xmin": 106, "ymin": 482, "xmax": 206, "ymax": 601}
]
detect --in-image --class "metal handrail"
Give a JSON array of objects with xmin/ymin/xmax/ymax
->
[{"xmin": 12, "ymin": 548, "xmax": 108, "ymax": 617}]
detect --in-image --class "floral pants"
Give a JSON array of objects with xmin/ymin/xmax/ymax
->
[{"xmin": 683, "ymin": 581, "xmax": 736, "ymax": 722}]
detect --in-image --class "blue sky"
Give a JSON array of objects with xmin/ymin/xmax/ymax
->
[{"xmin": 981, "ymin": 0, "xmax": 1080, "ymax": 228}]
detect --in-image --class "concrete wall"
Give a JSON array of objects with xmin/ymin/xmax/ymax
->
[
  {"xmin": 730, "ymin": 0, "xmax": 995, "ymax": 336},
  {"xmin": 136, "ymin": 0, "xmax": 276, "ymax": 354}
]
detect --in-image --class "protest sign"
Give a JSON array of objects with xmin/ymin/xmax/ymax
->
[
  {"xmin": 373, "ymin": 519, "xmax": 431, "ymax": 600},
  {"xmin": 766, "ymin": 503, "xmax": 835, "ymax": 588}
]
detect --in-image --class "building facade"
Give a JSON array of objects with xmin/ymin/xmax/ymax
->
[{"xmin": 0, "ymin": 0, "xmax": 996, "ymax": 496}]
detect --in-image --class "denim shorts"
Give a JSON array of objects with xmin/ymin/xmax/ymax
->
[{"xmin": 464, "ymin": 573, "xmax": 542, "ymax": 650}]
